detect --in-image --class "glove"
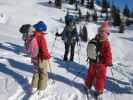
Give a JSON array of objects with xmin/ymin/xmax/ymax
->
[
  {"xmin": 108, "ymin": 64, "xmax": 113, "ymax": 67},
  {"xmin": 55, "ymin": 32, "xmax": 59, "ymax": 36},
  {"xmin": 55, "ymin": 32, "xmax": 62, "ymax": 37},
  {"xmin": 86, "ymin": 57, "xmax": 89, "ymax": 62}
]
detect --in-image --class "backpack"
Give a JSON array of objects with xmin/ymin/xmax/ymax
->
[
  {"xmin": 86, "ymin": 39, "xmax": 101, "ymax": 62},
  {"xmin": 26, "ymin": 36, "xmax": 39, "ymax": 58}
]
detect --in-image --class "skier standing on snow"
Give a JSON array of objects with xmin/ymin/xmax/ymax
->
[
  {"xmin": 56, "ymin": 15, "xmax": 79, "ymax": 61},
  {"xmin": 31, "ymin": 21, "xmax": 51, "ymax": 95},
  {"xmin": 85, "ymin": 21, "xmax": 112, "ymax": 99}
]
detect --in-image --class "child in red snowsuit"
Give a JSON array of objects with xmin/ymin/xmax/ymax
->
[{"xmin": 85, "ymin": 22, "xmax": 112, "ymax": 95}]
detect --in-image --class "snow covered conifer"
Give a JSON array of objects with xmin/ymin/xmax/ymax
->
[
  {"xmin": 55, "ymin": 0, "xmax": 62, "ymax": 8},
  {"xmin": 123, "ymin": 4, "xmax": 130, "ymax": 17}
]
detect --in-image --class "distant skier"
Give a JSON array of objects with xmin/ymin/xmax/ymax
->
[
  {"xmin": 30, "ymin": 21, "xmax": 51, "ymax": 95},
  {"xmin": 85, "ymin": 21, "xmax": 112, "ymax": 99},
  {"xmin": 56, "ymin": 15, "xmax": 79, "ymax": 61}
]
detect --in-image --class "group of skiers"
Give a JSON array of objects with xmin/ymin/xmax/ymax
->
[{"xmin": 19, "ymin": 14, "xmax": 112, "ymax": 99}]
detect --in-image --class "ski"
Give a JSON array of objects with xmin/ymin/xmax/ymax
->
[
  {"xmin": 83, "ymin": 86, "xmax": 90, "ymax": 100},
  {"xmin": 83, "ymin": 86, "xmax": 103, "ymax": 100},
  {"xmin": 89, "ymin": 90, "xmax": 103, "ymax": 100}
]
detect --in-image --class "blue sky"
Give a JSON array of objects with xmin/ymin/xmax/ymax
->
[{"xmin": 109, "ymin": 0, "xmax": 133, "ymax": 10}]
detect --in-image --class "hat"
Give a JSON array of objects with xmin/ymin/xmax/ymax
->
[
  {"xmin": 33, "ymin": 21, "xmax": 47, "ymax": 32},
  {"xmin": 101, "ymin": 21, "xmax": 109, "ymax": 33},
  {"xmin": 66, "ymin": 15, "xmax": 75, "ymax": 23}
]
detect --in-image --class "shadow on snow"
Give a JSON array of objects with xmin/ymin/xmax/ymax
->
[
  {"xmin": 106, "ymin": 76, "xmax": 133, "ymax": 94},
  {"xmin": 0, "ymin": 42, "xmax": 24, "ymax": 54},
  {"xmin": 120, "ymin": 37, "xmax": 133, "ymax": 42},
  {"xmin": 0, "ymin": 63, "xmax": 32, "ymax": 100},
  {"xmin": 53, "ymin": 57, "xmax": 87, "ymax": 80}
]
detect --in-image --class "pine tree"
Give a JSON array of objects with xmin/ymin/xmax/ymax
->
[
  {"xmin": 75, "ymin": 1, "xmax": 79, "ymax": 11},
  {"xmin": 101, "ymin": 0, "xmax": 108, "ymax": 13},
  {"xmin": 69, "ymin": 0, "xmax": 76, "ymax": 4},
  {"xmin": 119, "ymin": 22, "xmax": 125, "ymax": 33},
  {"xmin": 123, "ymin": 4, "xmax": 130, "ymax": 17},
  {"xmin": 81, "ymin": 0, "xmax": 85, "ymax": 5},
  {"xmin": 48, "ymin": 0, "xmax": 52, "ymax": 4},
  {"xmin": 80, "ymin": 25, "xmax": 88, "ymax": 42},
  {"xmin": 131, "ymin": 10, "xmax": 133, "ymax": 18},
  {"xmin": 112, "ymin": 8, "xmax": 122, "ymax": 26},
  {"xmin": 86, "ymin": 11, "xmax": 90, "ymax": 22},
  {"xmin": 90, "ymin": 0, "xmax": 95, "ymax": 9},
  {"xmin": 107, "ymin": 2, "xmax": 110, "ymax": 8},
  {"xmin": 78, "ymin": 9, "xmax": 82, "ymax": 20},
  {"xmin": 111, "ymin": 2, "xmax": 117, "ymax": 18},
  {"xmin": 86, "ymin": 0, "xmax": 95, "ymax": 9},
  {"xmin": 92, "ymin": 11, "xmax": 98, "ymax": 22},
  {"xmin": 86, "ymin": 0, "xmax": 90, "ymax": 8},
  {"xmin": 125, "ymin": 19, "xmax": 131, "ymax": 26},
  {"xmin": 55, "ymin": 0, "xmax": 62, "ymax": 8}
]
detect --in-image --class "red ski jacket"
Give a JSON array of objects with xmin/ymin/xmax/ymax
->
[
  {"xmin": 34, "ymin": 32, "xmax": 51, "ymax": 60},
  {"xmin": 100, "ymin": 39, "xmax": 112, "ymax": 66}
]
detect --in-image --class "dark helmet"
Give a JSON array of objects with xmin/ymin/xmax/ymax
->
[
  {"xmin": 19, "ymin": 24, "xmax": 31, "ymax": 34},
  {"xmin": 33, "ymin": 21, "xmax": 47, "ymax": 32}
]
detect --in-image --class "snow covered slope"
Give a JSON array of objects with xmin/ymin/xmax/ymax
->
[{"xmin": 0, "ymin": 0, "xmax": 133, "ymax": 100}]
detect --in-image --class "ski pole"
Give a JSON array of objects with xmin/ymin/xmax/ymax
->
[
  {"xmin": 48, "ymin": 61, "xmax": 55, "ymax": 84},
  {"xmin": 51, "ymin": 35, "xmax": 57, "ymax": 55},
  {"xmin": 107, "ymin": 63, "xmax": 115, "ymax": 78},
  {"xmin": 71, "ymin": 42, "xmax": 82, "ymax": 81},
  {"xmin": 111, "ymin": 67, "xmax": 114, "ymax": 78},
  {"xmin": 77, "ymin": 41, "xmax": 81, "ymax": 64}
]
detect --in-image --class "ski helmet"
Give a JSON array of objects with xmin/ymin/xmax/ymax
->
[{"xmin": 33, "ymin": 21, "xmax": 47, "ymax": 32}]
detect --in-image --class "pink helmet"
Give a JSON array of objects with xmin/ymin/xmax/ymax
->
[{"xmin": 101, "ymin": 21, "xmax": 109, "ymax": 33}]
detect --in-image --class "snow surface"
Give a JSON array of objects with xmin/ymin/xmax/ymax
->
[{"xmin": 0, "ymin": 0, "xmax": 133, "ymax": 100}]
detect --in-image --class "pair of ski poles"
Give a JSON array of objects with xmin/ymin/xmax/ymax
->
[
  {"xmin": 50, "ymin": 32, "xmax": 84, "ymax": 83},
  {"xmin": 48, "ymin": 31, "xmax": 59, "ymax": 84},
  {"xmin": 49, "ymin": 30, "xmax": 62, "ymax": 84},
  {"xmin": 72, "ymin": 41, "xmax": 85, "ymax": 81}
]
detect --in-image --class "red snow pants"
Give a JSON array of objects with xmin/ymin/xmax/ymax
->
[{"xmin": 85, "ymin": 64, "xmax": 107, "ymax": 93}]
